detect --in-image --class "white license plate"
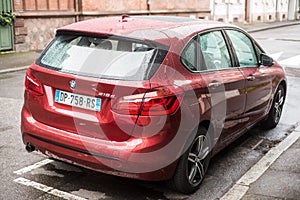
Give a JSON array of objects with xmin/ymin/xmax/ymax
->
[{"xmin": 55, "ymin": 90, "xmax": 101, "ymax": 112}]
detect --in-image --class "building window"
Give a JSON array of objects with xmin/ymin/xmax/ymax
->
[{"xmin": 257, "ymin": 16, "xmax": 261, "ymax": 21}]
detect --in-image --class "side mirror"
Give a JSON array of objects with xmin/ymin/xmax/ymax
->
[{"xmin": 260, "ymin": 53, "xmax": 274, "ymax": 67}]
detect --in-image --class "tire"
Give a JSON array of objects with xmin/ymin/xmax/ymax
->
[
  {"xmin": 262, "ymin": 85, "xmax": 285, "ymax": 130},
  {"xmin": 168, "ymin": 126, "xmax": 211, "ymax": 194}
]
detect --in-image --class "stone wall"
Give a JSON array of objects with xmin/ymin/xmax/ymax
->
[
  {"xmin": 81, "ymin": 0, "xmax": 147, "ymax": 12},
  {"xmin": 150, "ymin": 0, "xmax": 210, "ymax": 18},
  {"xmin": 13, "ymin": 0, "xmax": 76, "ymax": 52},
  {"xmin": 150, "ymin": 0, "xmax": 210, "ymax": 11},
  {"xmin": 14, "ymin": 0, "xmax": 74, "ymax": 11},
  {"xmin": 14, "ymin": 17, "xmax": 75, "ymax": 52},
  {"xmin": 80, "ymin": 0, "xmax": 210, "ymax": 19},
  {"xmin": 11, "ymin": 0, "xmax": 211, "ymax": 52}
]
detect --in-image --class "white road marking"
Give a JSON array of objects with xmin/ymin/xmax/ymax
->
[
  {"xmin": 0, "ymin": 66, "xmax": 28, "ymax": 74},
  {"xmin": 270, "ymin": 52, "xmax": 283, "ymax": 60},
  {"xmin": 220, "ymin": 127, "xmax": 300, "ymax": 200},
  {"xmin": 279, "ymin": 55, "xmax": 300, "ymax": 68},
  {"xmin": 267, "ymin": 38, "xmax": 276, "ymax": 41},
  {"xmin": 13, "ymin": 159, "xmax": 54, "ymax": 175},
  {"xmin": 14, "ymin": 177, "xmax": 87, "ymax": 200}
]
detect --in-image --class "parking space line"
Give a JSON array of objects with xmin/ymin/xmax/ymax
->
[
  {"xmin": 0, "ymin": 66, "xmax": 28, "ymax": 74},
  {"xmin": 14, "ymin": 177, "xmax": 87, "ymax": 200},
  {"xmin": 13, "ymin": 159, "xmax": 54, "ymax": 175},
  {"xmin": 220, "ymin": 128, "xmax": 300, "ymax": 200}
]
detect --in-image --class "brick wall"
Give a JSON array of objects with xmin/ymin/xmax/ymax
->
[
  {"xmin": 149, "ymin": 0, "xmax": 210, "ymax": 18},
  {"xmin": 80, "ymin": 0, "xmax": 210, "ymax": 19},
  {"xmin": 15, "ymin": 17, "xmax": 74, "ymax": 52},
  {"xmin": 11, "ymin": 0, "xmax": 210, "ymax": 52},
  {"xmin": 15, "ymin": 0, "xmax": 74, "ymax": 11},
  {"xmin": 13, "ymin": 0, "xmax": 76, "ymax": 52},
  {"xmin": 150, "ymin": 0, "xmax": 209, "ymax": 11},
  {"xmin": 82, "ymin": 0, "xmax": 147, "ymax": 12}
]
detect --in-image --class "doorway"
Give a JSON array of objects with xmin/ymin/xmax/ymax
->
[{"xmin": 0, "ymin": 0, "xmax": 13, "ymax": 51}]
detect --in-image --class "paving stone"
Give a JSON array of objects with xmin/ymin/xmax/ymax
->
[
  {"xmin": 291, "ymin": 137, "xmax": 300, "ymax": 148},
  {"xmin": 270, "ymin": 147, "xmax": 300, "ymax": 173},
  {"xmin": 247, "ymin": 169, "xmax": 300, "ymax": 199},
  {"xmin": 0, "ymin": 51, "xmax": 39, "ymax": 70},
  {"xmin": 242, "ymin": 193, "xmax": 283, "ymax": 200}
]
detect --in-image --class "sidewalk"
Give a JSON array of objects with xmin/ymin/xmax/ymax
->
[
  {"xmin": 221, "ymin": 127, "xmax": 300, "ymax": 200},
  {"xmin": 0, "ymin": 51, "xmax": 39, "ymax": 73},
  {"xmin": 236, "ymin": 20, "xmax": 300, "ymax": 33},
  {"xmin": 0, "ymin": 20, "xmax": 299, "ymax": 74},
  {"xmin": 242, "ymin": 135, "xmax": 300, "ymax": 199}
]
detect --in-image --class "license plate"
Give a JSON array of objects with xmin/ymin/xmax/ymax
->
[{"xmin": 55, "ymin": 90, "xmax": 101, "ymax": 112}]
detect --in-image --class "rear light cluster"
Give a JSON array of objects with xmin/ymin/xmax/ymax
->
[
  {"xmin": 25, "ymin": 69, "xmax": 43, "ymax": 96},
  {"xmin": 112, "ymin": 86, "xmax": 183, "ymax": 116}
]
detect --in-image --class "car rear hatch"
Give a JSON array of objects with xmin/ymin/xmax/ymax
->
[{"xmin": 24, "ymin": 32, "xmax": 168, "ymax": 142}]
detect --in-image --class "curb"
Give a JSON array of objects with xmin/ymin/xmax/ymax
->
[
  {"xmin": 247, "ymin": 21, "xmax": 300, "ymax": 33},
  {"xmin": 220, "ymin": 126, "xmax": 300, "ymax": 200},
  {"xmin": 0, "ymin": 66, "xmax": 28, "ymax": 75}
]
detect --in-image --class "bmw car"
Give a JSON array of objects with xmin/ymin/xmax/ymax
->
[{"xmin": 21, "ymin": 16, "xmax": 286, "ymax": 194}]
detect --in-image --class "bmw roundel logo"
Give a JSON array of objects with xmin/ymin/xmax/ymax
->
[{"xmin": 69, "ymin": 80, "xmax": 76, "ymax": 89}]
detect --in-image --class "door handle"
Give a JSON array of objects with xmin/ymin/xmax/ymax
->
[
  {"xmin": 208, "ymin": 81, "xmax": 222, "ymax": 89},
  {"xmin": 247, "ymin": 75, "xmax": 256, "ymax": 81}
]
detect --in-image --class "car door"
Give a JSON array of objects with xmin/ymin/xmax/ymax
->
[
  {"xmin": 195, "ymin": 30, "xmax": 247, "ymax": 142},
  {"xmin": 225, "ymin": 29, "xmax": 273, "ymax": 125}
]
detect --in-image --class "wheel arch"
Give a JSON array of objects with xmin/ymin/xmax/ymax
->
[
  {"xmin": 198, "ymin": 120, "xmax": 211, "ymax": 131},
  {"xmin": 197, "ymin": 120, "xmax": 216, "ymax": 153},
  {"xmin": 279, "ymin": 79, "xmax": 287, "ymax": 94},
  {"xmin": 272, "ymin": 79, "xmax": 287, "ymax": 106}
]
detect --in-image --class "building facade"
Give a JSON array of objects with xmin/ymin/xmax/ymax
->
[
  {"xmin": 211, "ymin": 0, "xmax": 294, "ymax": 23},
  {"xmin": 0, "ymin": 0, "xmax": 299, "ymax": 52},
  {"xmin": 0, "ymin": 0, "xmax": 210, "ymax": 52}
]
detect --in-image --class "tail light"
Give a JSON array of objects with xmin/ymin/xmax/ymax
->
[
  {"xmin": 112, "ymin": 86, "xmax": 183, "ymax": 116},
  {"xmin": 25, "ymin": 69, "xmax": 43, "ymax": 96}
]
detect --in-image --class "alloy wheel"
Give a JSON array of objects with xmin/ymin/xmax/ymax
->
[
  {"xmin": 187, "ymin": 135, "xmax": 210, "ymax": 186},
  {"xmin": 274, "ymin": 89, "xmax": 284, "ymax": 124}
]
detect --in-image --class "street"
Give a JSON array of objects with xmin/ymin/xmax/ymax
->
[{"xmin": 0, "ymin": 25, "xmax": 300, "ymax": 200}]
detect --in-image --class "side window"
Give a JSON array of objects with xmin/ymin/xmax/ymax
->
[
  {"xmin": 199, "ymin": 31, "xmax": 232, "ymax": 71},
  {"xmin": 226, "ymin": 30, "xmax": 258, "ymax": 67},
  {"xmin": 181, "ymin": 38, "xmax": 197, "ymax": 71}
]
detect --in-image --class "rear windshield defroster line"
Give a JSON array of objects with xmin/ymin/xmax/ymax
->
[{"xmin": 36, "ymin": 31, "xmax": 169, "ymax": 81}]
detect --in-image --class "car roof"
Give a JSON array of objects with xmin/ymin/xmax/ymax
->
[{"xmin": 58, "ymin": 16, "xmax": 238, "ymax": 45}]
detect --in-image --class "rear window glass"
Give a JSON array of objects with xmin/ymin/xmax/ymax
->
[{"xmin": 37, "ymin": 33, "xmax": 167, "ymax": 80}]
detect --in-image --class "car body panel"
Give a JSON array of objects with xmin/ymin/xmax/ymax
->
[{"xmin": 25, "ymin": 64, "xmax": 152, "ymax": 142}]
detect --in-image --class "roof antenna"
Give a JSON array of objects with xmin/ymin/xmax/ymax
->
[{"xmin": 120, "ymin": 14, "xmax": 130, "ymax": 22}]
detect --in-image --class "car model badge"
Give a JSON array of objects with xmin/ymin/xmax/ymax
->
[{"xmin": 69, "ymin": 80, "xmax": 76, "ymax": 89}]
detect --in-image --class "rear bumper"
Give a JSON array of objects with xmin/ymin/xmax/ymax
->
[{"xmin": 21, "ymin": 106, "xmax": 178, "ymax": 181}]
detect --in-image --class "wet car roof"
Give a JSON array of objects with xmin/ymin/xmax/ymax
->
[{"xmin": 58, "ymin": 16, "xmax": 237, "ymax": 45}]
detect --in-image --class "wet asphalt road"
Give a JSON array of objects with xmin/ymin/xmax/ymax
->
[{"xmin": 1, "ymin": 25, "xmax": 300, "ymax": 200}]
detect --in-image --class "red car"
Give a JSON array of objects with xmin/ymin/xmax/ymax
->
[{"xmin": 21, "ymin": 16, "xmax": 286, "ymax": 194}]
